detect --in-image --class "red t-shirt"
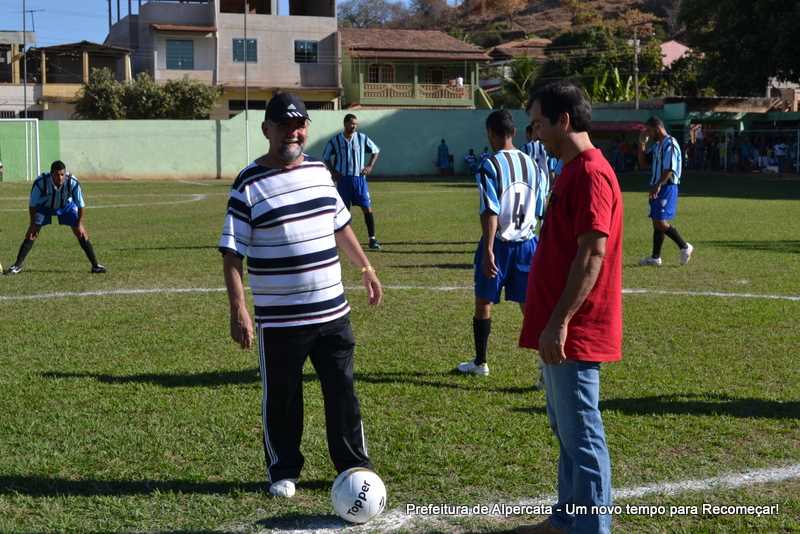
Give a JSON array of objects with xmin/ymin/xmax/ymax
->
[{"xmin": 519, "ymin": 148, "xmax": 623, "ymax": 362}]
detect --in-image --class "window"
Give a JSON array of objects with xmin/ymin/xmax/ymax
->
[
  {"xmin": 294, "ymin": 41, "xmax": 318, "ymax": 64},
  {"xmin": 233, "ymin": 38, "xmax": 257, "ymax": 63},
  {"xmin": 367, "ymin": 64, "xmax": 394, "ymax": 83},
  {"xmin": 166, "ymin": 40, "xmax": 194, "ymax": 70}
]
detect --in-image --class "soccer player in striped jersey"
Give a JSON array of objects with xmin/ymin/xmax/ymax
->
[
  {"xmin": 456, "ymin": 110, "xmax": 549, "ymax": 377},
  {"xmin": 220, "ymin": 93, "xmax": 383, "ymax": 499},
  {"xmin": 4, "ymin": 160, "xmax": 105, "ymax": 275},
  {"xmin": 637, "ymin": 116, "xmax": 694, "ymax": 266},
  {"xmin": 523, "ymin": 123, "xmax": 551, "ymax": 185},
  {"xmin": 322, "ymin": 114, "xmax": 382, "ymax": 250}
]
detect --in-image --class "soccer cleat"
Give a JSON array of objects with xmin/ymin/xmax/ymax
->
[
  {"xmin": 457, "ymin": 360, "xmax": 489, "ymax": 376},
  {"xmin": 91, "ymin": 264, "xmax": 107, "ymax": 274},
  {"xmin": 4, "ymin": 264, "xmax": 22, "ymax": 275},
  {"xmin": 368, "ymin": 238, "xmax": 382, "ymax": 251},
  {"xmin": 638, "ymin": 256, "xmax": 662, "ymax": 266},
  {"xmin": 679, "ymin": 243, "xmax": 694, "ymax": 265},
  {"xmin": 269, "ymin": 479, "xmax": 296, "ymax": 498}
]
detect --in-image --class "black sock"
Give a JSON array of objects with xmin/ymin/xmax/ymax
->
[
  {"xmin": 14, "ymin": 239, "xmax": 35, "ymax": 267},
  {"xmin": 364, "ymin": 212, "xmax": 376, "ymax": 239},
  {"xmin": 79, "ymin": 237, "xmax": 99, "ymax": 266},
  {"xmin": 652, "ymin": 229, "xmax": 665, "ymax": 258},
  {"xmin": 664, "ymin": 226, "xmax": 688, "ymax": 249},
  {"xmin": 473, "ymin": 317, "xmax": 491, "ymax": 365}
]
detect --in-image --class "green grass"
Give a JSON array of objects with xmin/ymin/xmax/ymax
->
[{"xmin": 0, "ymin": 172, "xmax": 799, "ymax": 533}]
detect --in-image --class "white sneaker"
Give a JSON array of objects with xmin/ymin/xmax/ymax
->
[
  {"xmin": 269, "ymin": 479, "xmax": 296, "ymax": 498},
  {"xmin": 639, "ymin": 256, "xmax": 662, "ymax": 266},
  {"xmin": 680, "ymin": 243, "xmax": 694, "ymax": 265},
  {"xmin": 457, "ymin": 360, "xmax": 489, "ymax": 376}
]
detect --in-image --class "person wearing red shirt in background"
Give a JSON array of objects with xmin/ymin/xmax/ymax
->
[{"xmin": 516, "ymin": 82, "xmax": 623, "ymax": 534}]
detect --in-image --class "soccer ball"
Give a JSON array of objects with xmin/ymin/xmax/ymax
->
[{"xmin": 331, "ymin": 467, "xmax": 386, "ymax": 524}]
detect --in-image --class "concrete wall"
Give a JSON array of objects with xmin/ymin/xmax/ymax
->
[
  {"xmin": 0, "ymin": 119, "xmax": 59, "ymax": 181},
  {"xmin": 216, "ymin": 13, "xmax": 337, "ymax": 88}
]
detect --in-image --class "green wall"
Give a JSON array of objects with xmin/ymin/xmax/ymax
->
[{"xmin": 0, "ymin": 120, "xmax": 59, "ymax": 182}]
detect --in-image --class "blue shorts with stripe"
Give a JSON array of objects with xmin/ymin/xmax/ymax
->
[
  {"xmin": 33, "ymin": 202, "xmax": 79, "ymax": 227},
  {"xmin": 336, "ymin": 175, "xmax": 371, "ymax": 209},
  {"xmin": 649, "ymin": 183, "xmax": 678, "ymax": 220},
  {"xmin": 474, "ymin": 236, "xmax": 537, "ymax": 304}
]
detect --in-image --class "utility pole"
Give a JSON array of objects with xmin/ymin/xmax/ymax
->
[
  {"xmin": 22, "ymin": 0, "xmax": 27, "ymax": 118},
  {"xmin": 633, "ymin": 26, "xmax": 640, "ymax": 110},
  {"xmin": 244, "ymin": 0, "xmax": 250, "ymax": 163}
]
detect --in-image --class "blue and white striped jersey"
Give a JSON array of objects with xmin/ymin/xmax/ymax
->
[
  {"xmin": 477, "ymin": 149, "xmax": 548, "ymax": 242},
  {"xmin": 522, "ymin": 140, "xmax": 550, "ymax": 179},
  {"xmin": 219, "ymin": 157, "xmax": 353, "ymax": 328},
  {"xmin": 648, "ymin": 135, "xmax": 682, "ymax": 185},
  {"xmin": 29, "ymin": 173, "xmax": 85, "ymax": 211},
  {"xmin": 322, "ymin": 132, "xmax": 380, "ymax": 177}
]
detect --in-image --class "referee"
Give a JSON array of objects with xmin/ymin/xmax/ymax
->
[
  {"xmin": 220, "ymin": 93, "xmax": 383, "ymax": 498},
  {"xmin": 5, "ymin": 160, "xmax": 105, "ymax": 275},
  {"xmin": 322, "ymin": 114, "xmax": 382, "ymax": 250}
]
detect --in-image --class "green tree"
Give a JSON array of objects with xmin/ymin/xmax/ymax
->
[
  {"xmin": 337, "ymin": 0, "xmax": 407, "ymax": 28},
  {"xmin": 74, "ymin": 68, "xmax": 125, "ymax": 120},
  {"xmin": 501, "ymin": 57, "xmax": 539, "ymax": 109},
  {"xmin": 164, "ymin": 78, "xmax": 221, "ymax": 119},
  {"xmin": 665, "ymin": 51, "xmax": 716, "ymax": 97},
  {"xmin": 123, "ymin": 73, "xmax": 171, "ymax": 119},
  {"xmin": 680, "ymin": 0, "xmax": 800, "ymax": 95}
]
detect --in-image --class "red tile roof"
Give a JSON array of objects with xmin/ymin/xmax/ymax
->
[{"xmin": 340, "ymin": 28, "xmax": 489, "ymax": 61}]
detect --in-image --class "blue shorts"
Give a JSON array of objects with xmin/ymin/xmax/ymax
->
[
  {"xmin": 34, "ymin": 203, "xmax": 79, "ymax": 227},
  {"xmin": 474, "ymin": 236, "xmax": 537, "ymax": 304},
  {"xmin": 337, "ymin": 175, "xmax": 371, "ymax": 209},
  {"xmin": 649, "ymin": 183, "xmax": 678, "ymax": 220}
]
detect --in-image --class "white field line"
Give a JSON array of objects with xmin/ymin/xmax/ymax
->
[
  {"xmin": 0, "ymin": 194, "xmax": 209, "ymax": 211},
  {"xmin": 2, "ymin": 285, "xmax": 800, "ymax": 303},
  {"xmin": 251, "ymin": 463, "xmax": 800, "ymax": 534}
]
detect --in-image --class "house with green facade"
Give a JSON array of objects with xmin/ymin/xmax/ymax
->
[{"xmin": 339, "ymin": 28, "xmax": 489, "ymax": 109}]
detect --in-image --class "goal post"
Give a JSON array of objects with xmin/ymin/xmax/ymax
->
[{"xmin": 0, "ymin": 118, "xmax": 40, "ymax": 182}]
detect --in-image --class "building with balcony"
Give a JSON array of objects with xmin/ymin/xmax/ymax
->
[
  {"xmin": 104, "ymin": 0, "xmax": 339, "ymax": 118},
  {"xmin": 0, "ymin": 33, "xmax": 131, "ymax": 119},
  {"xmin": 339, "ymin": 28, "xmax": 489, "ymax": 109}
]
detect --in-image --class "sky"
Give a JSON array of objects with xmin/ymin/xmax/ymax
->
[{"xmin": 0, "ymin": 0, "xmax": 461, "ymax": 48}]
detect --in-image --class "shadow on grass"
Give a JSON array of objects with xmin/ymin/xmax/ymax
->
[
  {"xmin": 619, "ymin": 171, "xmax": 800, "ymax": 200},
  {"xmin": 42, "ymin": 370, "xmax": 539, "ymax": 394},
  {"xmin": 377, "ymin": 240, "xmax": 475, "ymax": 246},
  {"xmin": 0, "ymin": 476, "xmax": 328, "ymax": 497},
  {"xmin": 512, "ymin": 393, "xmax": 799, "ymax": 420},
  {"xmin": 700, "ymin": 240, "xmax": 800, "ymax": 255}
]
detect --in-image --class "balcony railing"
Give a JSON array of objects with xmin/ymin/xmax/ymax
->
[{"xmin": 359, "ymin": 82, "xmax": 473, "ymax": 105}]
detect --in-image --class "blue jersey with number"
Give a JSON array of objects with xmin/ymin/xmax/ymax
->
[{"xmin": 477, "ymin": 149, "xmax": 547, "ymax": 242}]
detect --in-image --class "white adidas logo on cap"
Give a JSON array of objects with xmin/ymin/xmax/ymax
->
[{"xmin": 287, "ymin": 104, "xmax": 297, "ymax": 110}]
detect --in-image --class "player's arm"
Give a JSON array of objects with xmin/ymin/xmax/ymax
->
[
  {"xmin": 637, "ymin": 133, "xmax": 650, "ymax": 170},
  {"xmin": 362, "ymin": 136, "xmax": 380, "ymax": 176},
  {"xmin": 334, "ymin": 225, "xmax": 383, "ymax": 306},
  {"xmin": 650, "ymin": 145, "xmax": 676, "ymax": 199},
  {"xmin": 223, "ymin": 252, "xmax": 254, "ymax": 349},
  {"xmin": 539, "ymin": 231, "xmax": 607, "ymax": 364},
  {"xmin": 480, "ymin": 211, "xmax": 498, "ymax": 279},
  {"xmin": 322, "ymin": 140, "xmax": 340, "ymax": 180}
]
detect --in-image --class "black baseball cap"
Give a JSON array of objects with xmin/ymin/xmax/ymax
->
[{"xmin": 265, "ymin": 92, "xmax": 310, "ymax": 123}]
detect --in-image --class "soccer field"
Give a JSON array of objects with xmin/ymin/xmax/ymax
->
[{"xmin": 0, "ymin": 172, "xmax": 799, "ymax": 533}]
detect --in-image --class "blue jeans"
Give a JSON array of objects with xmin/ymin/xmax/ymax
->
[{"xmin": 544, "ymin": 360, "xmax": 612, "ymax": 534}]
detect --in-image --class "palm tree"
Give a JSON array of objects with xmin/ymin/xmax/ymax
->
[{"xmin": 501, "ymin": 57, "xmax": 539, "ymax": 108}]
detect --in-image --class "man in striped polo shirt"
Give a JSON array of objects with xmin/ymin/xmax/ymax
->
[
  {"xmin": 457, "ymin": 110, "xmax": 548, "ymax": 377},
  {"xmin": 322, "ymin": 114, "xmax": 382, "ymax": 250},
  {"xmin": 220, "ymin": 93, "xmax": 383, "ymax": 499},
  {"xmin": 5, "ymin": 160, "xmax": 105, "ymax": 275},
  {"xmin": 637, "ymin": 116, "xmax": 694, "ymax": 266}
]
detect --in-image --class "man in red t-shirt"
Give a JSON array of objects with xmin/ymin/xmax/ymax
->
[{"xmin": 516, "ymin": 82, "xmax": 623, "ymax": 534}]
